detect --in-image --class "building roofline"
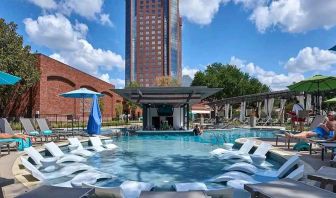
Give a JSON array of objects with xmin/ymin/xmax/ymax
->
[{"xmin": 35, "ymin": 53, "xmax": 115, "ymax": 89}]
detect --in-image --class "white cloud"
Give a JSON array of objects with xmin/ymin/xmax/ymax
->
[
  {"xmin": 182, "ymin": 66, "xmax": 200, "ymax": 78},
  {"xmin": 27, "ymin": 0, "xmax": 112, "ymax": 26},
  {"xmin": 99, "ymin": 73, "xmax": 125, "ymax": 89},
  {"xmin": 179, "ymin": 0, "xmax": 229, "ymax": 25},
  {"xmin": 99, "ymin": 14, "xmax": 113, "ymax": 27},
  {"xmin": 24, "ymin": 14, "xmax": 124, "ymax": 76},
  {"xmin": 180, "ymin": 0, "xmax": 336, "ymax": 33},
  {"xmin": 285, "ymin": 47, "xmax": 336, "ymax": 73},
  {"xmin": 230, "ymin": 56, "xmax": 304, "ymax": 90},
  {"xmin": 27, "ymin": 0, "xmax": 57, "ymax": 9},
  {"xmin": 59, "ymin": 0, "xmax": 103, "ymax": 19},
  {"xmin": 250, "ymin": 0, "xmax": 336, "ymax": 33}
]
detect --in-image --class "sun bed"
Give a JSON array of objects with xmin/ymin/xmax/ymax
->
[
  {"xmin": 0, "ymin": 118, "xmax": 19, "ymax": 151},
  {"xmin": 276, "ymin": 115, "xmax": 326, "ymax": 149},
  {"xmin": 174, "ymin": 182, "xmax": 208, "ymax": 192},
  {"xmin": 223, "ymin": 155, "xmax": 300, "ymax": 176},
  {"xmin": 89, "ymin": 136, "xmax": 118, "ymax": 152},
  {"xmin": 226, "ymin": 165, "xmax": 304, "ymax": 198},
  {"xmin": 0, "ymin": 118, "xmax": 32, "ymax": 150},
  {"xmin": 54, "ymin": 170, "xmax": 114, "ymax": 188},
  {"xmin": 331, "ymin": 155, "xmax": 336, "ymax": 167},
  {"xmin": 15, "ymin": 185, "xmax": 94, "ymax": 198},
  {"xmin": 211, "ymin": 155, "xmax": 300, "ymax": 182},
  {"xmin": 210, "ymin": 139, "xmax": 254, "ymax": 157},
  {"xmin": 20, "ymin": 118, "xmax": 57, "ymax": 142},
  {"xmin": 84, "ymin": 181, "xmax": 154, "ymax": 198},
  {"xmin": 20, "ymin": 157, "xmax": 93, "ymax": 181},
  {"xmin": 227, "ymin": 164, "xmax": 305, "ymax": 187},
  {"xmin": 24, "ymin": 146, "xmax": 59, "ymax": 166},
  {"xmin": 221, "ymin": 142, "xmax": 272, "ymax": 161},
  {"xmin": 83, "ymin": 183, "xmax": 125, "ymax": 198},
  {"xmin": 139, "ymin": 191, "xmax": 209, "ymax": 198},
  {"xmin": 44, "ymin": 142, "xmax": 87, "ymax": 163},
  {"xmin": 36, "ymin": 118, "xmax": 70, "ymax": 140},
  {"xmin": 67, "ymin": 137, "xmax": 95, "ymax": 157},
  {"xmin": 244, "ymin": 178, "xmax": 336, "ymax": 198},
  {"xmin": 307, "ymin": 166, "xmax": 336, "ymax": 192}
]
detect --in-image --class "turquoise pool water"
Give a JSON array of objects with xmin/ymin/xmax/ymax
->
[{"xmin": 80, "ymin": 128, "xmax": 280, "ymax": 189}]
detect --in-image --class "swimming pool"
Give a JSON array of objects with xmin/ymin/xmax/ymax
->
[{"xmin": 50, "ymin": 129, "xmax": 281, "ymax": 190}]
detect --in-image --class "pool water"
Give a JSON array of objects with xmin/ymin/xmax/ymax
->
[{"xmin": 49, "ymin": 129, "xmax": 281, "ymax": 189}]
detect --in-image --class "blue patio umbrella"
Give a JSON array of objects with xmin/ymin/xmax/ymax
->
[
  {"xmin": 87, "ymin": 94, "xmax": 102, "ymax": 135},
  {"xmin": 0, "ymin": 71, "xmax": 21, "ymax": 85},
  {"xmin": 60, "ymin": 88, "xmax": 104, "ymax": 129}
]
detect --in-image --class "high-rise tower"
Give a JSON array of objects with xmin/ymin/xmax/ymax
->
[{"xmin": 125, "ymin": 0, "xmax": 182, "ymax": 87}]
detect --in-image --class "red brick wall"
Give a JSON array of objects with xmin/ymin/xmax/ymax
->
[
  {"xmin": 37, "ymin": 54, "xmax": 118, "ymax": 119},
  {"xmin": 6, "ymin": 54, "xmax": 124, "ymax": 120}
]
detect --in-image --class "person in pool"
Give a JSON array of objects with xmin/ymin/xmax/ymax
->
[
  {"xmin": 285, "ymin": 120, "xmax": 336, "ymax": 140},
  {"xmin": 193, "ymin": 125, "xmax": 203, "ymax": 136}
]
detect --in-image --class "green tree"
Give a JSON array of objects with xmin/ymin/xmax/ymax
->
[
  {"xmin": 0, "ymin": 19, "xmax": 40, "ymax": 116},
  {"xmin": 115, "ymin": 103, "xmax": 123, "ymax": 119},
  {"xmin": 127, "ymin": 81, "xmax": 141, "ymax": 88},
  {"xmin": 125, "ymin": 81, "xmax": 140, "ymax": 120},
  {"xmin": 154, "ymin": 76, "xmax": 180, "ymax": 87},
  {"xmin": 191, "ymin": 63, "xmax": 269, "ymax": 101},
  {"xmin": 99, "ymin": 99, "xmax": 104, "ymax": 113}
]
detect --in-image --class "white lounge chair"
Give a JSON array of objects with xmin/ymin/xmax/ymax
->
[
  {"xmin": 174, "ymin": 182, "xmax": 230, "ymax": 197},
  {"xmin": 83, "ymin": 181, "xmax": 154, "ymax": 198},
  {"xmin": 89, "ymin": 136, "xmax": 118, "ymax": 152},
  {"xmin": 227, "ymin": 165, "xmax": 305, "ymax": 198},
  {"xmin": 20, "ymin": 157, "xmax": 93, "ymax": 181},
  {"xmin": 67, "ymin": 138, "xmax": 94, "ymax": 157},
  {"xmin": 223, "ymin": 155, "xmax": 300, "ymax": 176},
  {"xmin": 44, "ymin": 142, "xmax": 86, "ymax": 163},
  {"xmin": 174, "ymin": 182, "xmax": 208, "ymax": 192},
  {"xmin": 210, "ymin": 139, "xmax": 255, "ymax": 157},
  {"xmin": 83, "ymin": 184, "xmax": 125, "ymax": 198},
  {"xmin": 24, "ymin": 146, "xmax": 58, "ymax": 167},
  {"xmin": 54, "ymin": 170, "xmax": 114, "ymax": 188},
  {"xmin": 210, "ymin": 139, "xmax": 254, "ymax": 156},
  {"xmin": 222, "ymin": 142, "xmax": 272, "ymax": 161}
]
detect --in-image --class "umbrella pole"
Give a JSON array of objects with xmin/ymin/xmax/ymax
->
[
  {"xmin": 318, "ymin": 83, "xmax": 320, "ymax": 115},
  {"xmin": 82, "ymin": 97, "xmax": 85, "ymax": 130}
]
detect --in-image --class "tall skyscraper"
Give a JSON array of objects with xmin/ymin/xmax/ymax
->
[{"xmin": 125, "ymin": 0, "xmax": 182, "ymax": 87}]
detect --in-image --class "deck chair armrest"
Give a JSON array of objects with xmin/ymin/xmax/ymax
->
[{"xmin": 330, "ymin": 160, "xmax": 336, "ymax": 167}]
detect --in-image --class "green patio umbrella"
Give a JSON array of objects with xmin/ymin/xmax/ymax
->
[
  {"xmin": 288, "ymin": 75, "xmax": 336, "ymax": 113},
  {"xmin": 324, "ymin": 98, "xmax": 336, "ymax": 103}
]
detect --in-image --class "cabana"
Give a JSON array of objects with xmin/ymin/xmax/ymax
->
[
  {"xmin": 112, "ymin": 87, "xmax": 222, "ymax": 131},
  {"xmin": 208, "ymin": 90, "xmax": 303, "ymax": 125}
]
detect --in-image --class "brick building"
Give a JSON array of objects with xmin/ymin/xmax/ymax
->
[{"xmin": 6, "ymin": 54, "xmax": 124, "ymax": 120}]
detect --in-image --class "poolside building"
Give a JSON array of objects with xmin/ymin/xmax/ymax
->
[
  {"xmin": 5, "ymin": 54, "xmax": 123, "ymax": 121},
  {"xmin": 125, "ymin": 0, "xmax": 182, "ymax": 87},
  {"xmin": 113, "ymin": 87, "xmax": 221, "ymax": 130}
]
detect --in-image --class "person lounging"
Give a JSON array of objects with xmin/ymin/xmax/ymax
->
[{"xmin": 285, "ymin": 121, "xmax": 336, "ymax": 140}]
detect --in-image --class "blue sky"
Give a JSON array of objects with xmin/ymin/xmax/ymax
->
[{"xmin": 1, "ymin": 0, "xmax": 336, "ymax": 90}]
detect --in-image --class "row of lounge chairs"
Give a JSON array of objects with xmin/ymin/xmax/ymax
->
[{"xmin": 20, "ymin": 136, "xmax": 158, "ymax": 198}]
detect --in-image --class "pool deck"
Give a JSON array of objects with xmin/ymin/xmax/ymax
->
[{"xmin": 1, "ymin": 134, "xmax": 335, "ymax": 197}]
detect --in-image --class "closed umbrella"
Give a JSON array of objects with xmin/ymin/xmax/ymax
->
[
  {"xmin": 288, "ymin": 75, "xmax": 336, "ymax": 114},
  {"xmin": 87, "ymin": 95, "xmax": 102, "ymax": 135},
  {"xmin": 0, "ymin": 71, "xmax": 21, "ymax": 85},
  {"xmin": 60, "ymin": 88, "xmax": 104, "ymax": 129}
]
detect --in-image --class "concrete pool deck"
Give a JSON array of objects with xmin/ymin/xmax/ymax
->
[{"xmin": 1, "ymin": 134, "xmax": 335, "ymax": 197}]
